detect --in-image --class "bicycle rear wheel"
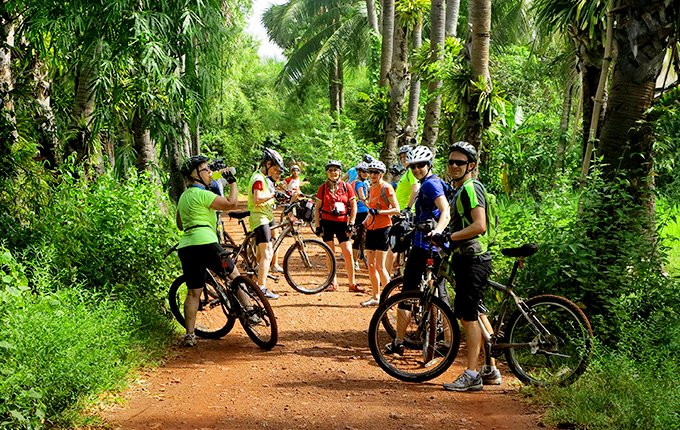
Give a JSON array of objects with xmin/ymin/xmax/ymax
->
[
  {"xmin": 283, "ymin": 239, "xmax": 335, "ymax": 294},
  {"xmin": 168, "ymin": 272, "xmax": 236, "ymax": 339},
  {"xmin": 368, "ymin": 291, "xmax": 460, "ymax": 383},
  {"xmin": 504, "ymin": 294, "xmax": 593, "ymax": 386},
  {"xmin": 232, "ymin": 276, "xmax": 278, "ymax": 350}
]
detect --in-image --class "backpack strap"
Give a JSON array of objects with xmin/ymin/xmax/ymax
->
[{"xmin": 379, "ymin": 183, "xmax": 390, "ymax": 209}]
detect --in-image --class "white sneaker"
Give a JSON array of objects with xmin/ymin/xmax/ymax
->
[
  {"xmin": 361, "ymin": 297, "xmax": 379, "ymax": 307},
  {"xmin": 353, "ymin": 262, "xmax": 360, "ymax": 271}
]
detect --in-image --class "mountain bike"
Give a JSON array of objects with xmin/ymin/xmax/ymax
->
[
  {"xmin": 226, "ymin": 196, "xmax": 336, "ymax": 294},
  {"xmin": 368, "ymin": 226, "xmax": 593, "ymax": 386},
  {"xmin": 167, "ymin": 253, "xmax": 278, "ymax": 350}
]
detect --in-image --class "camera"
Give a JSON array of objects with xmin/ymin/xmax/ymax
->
[
  {"xmin": 208, "ymin": 158, "xmax": 226, "ymax": 171},
  {"xmin": 331, "ymin": 207, "xmax": 341, "ymax": 216}
]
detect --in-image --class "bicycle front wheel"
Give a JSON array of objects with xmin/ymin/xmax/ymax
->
[
  {"xmin": 283, "ymin": 239, "xmax": 336, "ymax": 294},
  {"xmin": 232, "ymin": 276, "xmax": 278, "ymax": 350},
  {"xmin": 504, "ymin": 294, "xmax": 593, "ymax": 386},
  {"xmin": 368, "ymin": 291, "xmax": 460, "ymax": 383},
  {"xmin": 168, "ymin": 272, "xmax": 236, "ymax": 339}
]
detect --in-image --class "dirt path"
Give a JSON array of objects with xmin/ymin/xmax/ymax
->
[{"xmin": 98, "ymin": 208, "xmax": 546, "ymax": 430}]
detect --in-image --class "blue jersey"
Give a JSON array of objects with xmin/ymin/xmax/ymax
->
[
  {"xmin": 413, "ymin": 174, "xmax": 445, "ymax": 250},
  {"xmin": 353, "ymin": 179, "xmax": 369, "ymax": 213},
  {"xmin": 347, "ymin": 167, "xmax": 358, "ymax": 184}
]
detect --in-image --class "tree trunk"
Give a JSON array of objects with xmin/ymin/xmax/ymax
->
[
  {"xmin": 132, "ymin": 107, "xmax": 158, "ymax": 180},
  {"xmin": 67, "ymin": 49, "xmax": 99, "ymax": 169},
  {"xmin": 168, "ymin": 112, "xmax": 188, "ymax": 203},
  {"xmin": 366, "ymin": 0, "xmax": 380, "ymax": 33},
  {"xmin": 580, "ymin": 64, "xmax": 602, "ymax": 160},
  {"xmin": 556, "ymin": 80, "xmax": 573, "ymax": 172},
  {"xmin": 329, "ymin": 54, "xmax": 342, "ymax": 117},
  {"xmin": 404, "ymin": 14, "xmax": 422, "ymax": 141},
  {"xmin": 420, "ymin": 0, "xmax": 446, "ymax": 149},
  {"xmin": 445, "ymin": 0, "xmax": 461, "ymax": 37},
  {"xmin": 381, "ymin": 23, "xmax": 410, "ymax": 172},
  {"xmin": 379, "ymin": 0, "xmax": 395, "ymax": 87},
  {"xmin": 0, "ymin": 3, "xmax": 17, "ymax": 179},
  {"xmin": 190, "ymin": 119, "xmax": 200, "ymax": 156},
  {"xmin": 31, "ymin": 51, "xmax": 58, "ymax": 169},
  {"xmin": 598, "ymin": 0, "xmax": 676, "ymax": 226},
  {"xmin": 465, "ymin": 0, "xmax": 491, "ymax": 156}
]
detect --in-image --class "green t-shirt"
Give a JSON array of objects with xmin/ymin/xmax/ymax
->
[
  {"xmin": 177, "ymin": 186, "xmax": 218, "ymax": 249},
  {"xmin": 248, "ymin": 171, "xmax": 276, "ymax": 230},
  {"xmin": 395, "ymin": 168, "xmax": 418, "ymax": 210}
]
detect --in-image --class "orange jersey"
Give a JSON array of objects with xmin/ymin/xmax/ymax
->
[{"xmin": 364, "ymin": 181, "xmax": 395, "ymax": 230}]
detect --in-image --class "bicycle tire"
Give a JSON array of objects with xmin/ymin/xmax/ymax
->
[
  {"xmin": 283, "ymin": 239, "xmax": 336, "ymax": 294},
  {"xmin": 368, "ymin": 291, "xmax": 460, "ymax": 383},
  {"xmin": 232, "ymin": 276, "xmax": 278, "ymax": 350},
  {"xmin": 504, "ymin": 294, "xmax": 593, "ymax": 386},
  {"xmin": 378, "ymin": 276, "xmax": 404, "ymax": 338},
  {"xmin": 168, "ymin": 272, "xmax": 236, "ymax": 339}
]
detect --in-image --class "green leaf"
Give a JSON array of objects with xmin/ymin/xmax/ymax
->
[{"xmin": 0, "ymin": 341, "xmax": 16, "ymax": 350}]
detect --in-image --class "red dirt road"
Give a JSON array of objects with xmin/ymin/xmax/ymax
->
[{"xmin": 98, "ymin": 210, "xmax": 546, "ymax": 430}]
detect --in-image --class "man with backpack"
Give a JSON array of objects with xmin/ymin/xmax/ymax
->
[{"xmin": 442, "ymin": 141, "xmax": 500, "ymax": 392}]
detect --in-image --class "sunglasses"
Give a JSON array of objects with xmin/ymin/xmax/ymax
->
[
  {"xmin": 368, "ymin": 170, "xmax": 382, "ymax": 174},
  {"xmin": 198, "ymin": 167, "xmax": 211, "ymax": 173},
  {"xmin": 409, "ymin": 162, "xmax": 428, "ymax": 170},
  {"xmin": 448, "ymin": 159, "xmax": 469, "ymax": 166}
]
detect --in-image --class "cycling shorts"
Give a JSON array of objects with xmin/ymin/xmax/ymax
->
[
  {"xmin": 178, "ymin": 242, "xmax": 235, "ymax": 289},
  {"xmin": 352, "ymin": 212, "xmax": 368, "ymax": 250},
  {"xmin": 254, "ymin": 221, "xmax": 275, "ymax": 245},
  {"xmin": 402, "ymin": 247, "xmax": 441, "ymax": 292},
  {"xmin": 365, "ymin": 227, "xmax": 390, "ymax": 251},
  {"xmin": 321, "ymin": 219, "xmax": 351, "ymax": 244},
  {"xmin": 451, "ymin": 254, "xmax": 492, "ymax": 321}
]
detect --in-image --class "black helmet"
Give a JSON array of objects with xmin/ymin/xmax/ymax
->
[
  {"xmin": 262, "ymin": 148, "xmax": 284, "ymax": 169},
  {"xmin": 181, "ymin": 155, "xmax": 209, "ymax": 178},
  {"xmin": 325, "ymin": 160, "xmax": 343, "ymax": 170},
  {"xmin": 362, "ymin": 154, "xmax": 376, "ymax": 164},
  {"xmin": 449, "ymin": 141, "xmax": 477, "ymax": 162}
]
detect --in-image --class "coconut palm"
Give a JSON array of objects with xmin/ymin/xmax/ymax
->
[
  {"xmin": 465, "ymin": 0, "xmax": 491, "ymax": 153},
  {"xmin": 263, "ymin": 0, "xmax": 374, "ymax": 114},
  {"xmin": 420, "ymin": 0, "xmax": 446, "ymax": 148}
]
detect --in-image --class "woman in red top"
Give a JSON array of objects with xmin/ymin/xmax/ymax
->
[
  {"xmin": 314, "ymin": 160, "xmax": 365, "ymax": 292},
  {"xmin": 361, "ymin": 160, "xmax": 400, "ymax": 306}
]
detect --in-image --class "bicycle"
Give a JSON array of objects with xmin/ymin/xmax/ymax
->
[
  {"xmin": 368, "ymin": 226, "xmax": 593, "ymax": 386},
  {"xmin": 167, "ymin": 251, "xmax": 278, "ymax": 350},
  {"xmin": 225, "ymin": 196, "xmax": 336, "ymax": 294}
]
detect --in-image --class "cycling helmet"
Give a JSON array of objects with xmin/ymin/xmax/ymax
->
[
  {"xmin": 356, "ymin": 161, "xmax": 369, "ymax": 172},
  {"xmin": 449, "ymin": 141, "xmax": 477, "ymax": 162},
  {"xmin": 290, "ymin": 164, "xmax": 301, "ymax": 171},
  {"xmin": 325, "ymin": 160, "xmax": 343, "ymax": 170},
  {"xmin": 405, "ymin": 145, "xmax": 434, "ymax": 166},
  {"xmin": 362, "ymin": 154, "xmax": 376, "ymax": 164},
  {"xmin": 181, "ymin": 155, "xmax": 209, "ymax": 178},
  {"xmin": 389, "ymin": 162, "xmax": 406, "ymax": 176},
  {"xmin": 398, "ymin": 145, "xmax": 413, "ymax": 155},
  {"xmin": 366, "ymin": 160, "xmax": 386, "ymax": 173},
  {"xmin": 262, "ymin": 148, "xmax": 285, "ymax": 169}
]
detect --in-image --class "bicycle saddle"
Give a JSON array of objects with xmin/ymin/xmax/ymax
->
[
  {"xmin": 501, "ymin": 243, "xmax": 539, "ymax": 258},
  {"xmin": 228, "ymin": 210, "xmax": 250, "ymax": 219}
]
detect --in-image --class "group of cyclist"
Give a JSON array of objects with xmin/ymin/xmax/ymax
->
[{"xmin": 174, "ymin": 140, "xmax": 501, "ymax": 392}]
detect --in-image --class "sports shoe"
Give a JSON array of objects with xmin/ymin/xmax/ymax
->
[
  {"xmin": 353, "ymin": 261, "xmax": 360, "ymax": 271},
  {"xmin": 245, "ymin": 308, "xmax": 262, "ymax": 325},
  {"xmin": 182, "ymin": 333, "xmax": 196, "ymax": 347},
  {"xmin": 384, "ymin": 339, "xmax": 405, "ymax": 355},
  {"xmin": 325, "ymin": 282, "xmax": 337, "ymax": 292},
  {"xmin": 480, "ymin": 365, "xmax": 502, "ymax": 385},
  {"xmin": 443, "ymin": 371, "xmax": 483, "ymax": 392},
  {"xmin": 260, "ymin": 287, "xmax": 279, "ymax": 300},
  {"xmin": 271, "ymin": 265, "xmax": 284, "ymax": 273},
  {"xmin": 361, "ymin": 297, "xmax": 379, "ymax": 307},
  {"xmin": 349, "ymin": 284, "xmax": 367, "ymax": 293}
]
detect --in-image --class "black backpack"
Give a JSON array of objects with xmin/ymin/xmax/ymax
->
[{"xmin": 388, "ymin": 213, "xmax": 414, "ymax": 253}]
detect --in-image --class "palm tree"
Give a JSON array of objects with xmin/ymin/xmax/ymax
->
[
  {"xmin": 597, "ymin": 0, "xmax": 678, "ymax": 232},
  {"xmin": 421, "ymin": 0, "xmax": 446, "ymax": 148},
  {"xmin": 404, "ymin": 12, "xmax": 423, "ymax": 141},
  {"xmin": 445, "ymin": 0, "xmax": 460, "ymax": 37},
  {"xmin": 1, "ymin": 0, "xmax": 17, "ymax": 176},
  {"xmin": 465, "ymin": 0, "xmax": 491, "ymax": 154},
  {"xmin": 263, "ymin": 0, "xmax": 373, "ymax": 113},
  {"xmin": 379, "ymin": 0, "xmax": 395, "ymax": 86},
  {"xmin": 366, "ymin": 0, "xmax": 379, "ymax": 33}
]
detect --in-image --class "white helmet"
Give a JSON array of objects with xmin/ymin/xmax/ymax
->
[
  {"xmin": 356, "ymin": 161, "xmax": 369, "ymax": 172},
  {"xmin": 405, "ymin": 145, "xmax": 434, "ymax": 166},
  {"xmin": 366, "ymin": 160, "xmax": 386, "ymax": 173},
  {"xmin": 398, "ymin": 145, "xmax": 413, "ymax": 155}
]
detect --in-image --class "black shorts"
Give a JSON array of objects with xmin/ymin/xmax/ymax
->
[
  {"xmin": 178, "ymin": 242, "xmax": 235, "ymax": 289},
  {"xmin": 402, "ymin": 246, "xmax": 441, "ymax": 291},
  {"xmin": 321, "ymin": 219, "xmax": 351, "ymax": 243},
  {"xmin": 253, "ymin": 221, "xmax": 275, "ymax": 245},
  {"xmin": 452, "ymin": 254, "xmax": 492, "ymax": 321},
  {"xmin": 365, "ymin": 227, "xmax": 390, "ymax": 251},
  {"xmin": 352, "ymin": 212, "xmax": 368, "ymax": 250}
]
